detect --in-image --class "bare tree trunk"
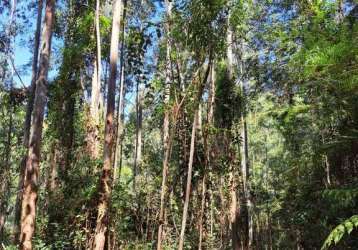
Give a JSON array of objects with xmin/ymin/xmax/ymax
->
[
  {"xmin": 198, "ymin": 174, "xmax": 206, "ymax": 250},
  {"xmin": 156, "ymin": 122, "xmax": 173, "ymax": 250},
  {"xmin": 324, "ymin": 154, "xmax": 331, "ymax": 186},
  {"xmin": 92, "ymin": 0, "xmax": 123, "ymax": 249},
  {"xmin": 113, "ymin": 59, "xmax": 126, "ymax": 182},
  {"xmin": 157, "ymin": 1, "xmax": 173, "ymax": 249},
  {"xmin": 89, "ymin": 0, "xmax": 103, "ymax": 158},
  {"xmin": 208, "ymin": 62, "xmax": 216, "ymax": 246},
  {"xmin": 219, "ymin": 176, "xmax": 226, "ymax": 248},
  {"xmin": 322, "ymin": 134, "xmax": 331, "ymax": 187},
  {"xmin": 89, "ymin": 59, "xmax": 100, "ymax": 156},
  {"xmin": 178, "ymin": 111, "xmax": 199, "ymax": 250},
  {"xmin": 133, "ymin": 79, "xmax": 142, "ymax": 189},
  {"xmin": 94, "ymin": 0, "xmax": 102, "ymax": 114},
  {"xmin": 14, "ymin": 0, "xmax": 43, "ymax": 242},
  {"xmin": 208, "ymin": 62, "xmax": 216, "ymax": 125},
  {"xmin": 19, "ymin": 0, "xmax": 55, "ymax": 249},
  {"xmin": 113, "ymin": 0, "xmax": 127, "ymax": 182},
  {"xmin": 239, "ymin": 45, "xmax": 253, "ymax": 250},
  {"xmin": 24, "ymin": 0, "xmax": 43, "ymax": 147}
]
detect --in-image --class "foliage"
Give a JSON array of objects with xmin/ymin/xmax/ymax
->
[
  {"xmin": 321, "ymin": 215, "xmax": 358, "ymax": 250},
  {"xmin": 1, "ymin": 0, "xmax": 357, "ymax": 249}
]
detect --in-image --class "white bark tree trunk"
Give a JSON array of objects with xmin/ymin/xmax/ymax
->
[{"xmin": 178, "ymin": 111, "xmax": 198, "ymax": 250}]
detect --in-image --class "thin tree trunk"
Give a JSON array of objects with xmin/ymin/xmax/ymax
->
[
  {"xmin": 198, "ymin": 174, "xmax": 206, "ymax": 250},
  {"xmin": 208, "ymin": 62, "xmax": 216, "ymax": 246},
  {"xmin": 219, "ymin": 176, "xmax": 226, "ymax": 248},
  {"xmin": 92, "ymin": 0, "xmax": 123, "ymax": 248},
  {"xmin": 198, "ymin": 63, "xmax": 216, "ymax": 249},
  {"xmin": 264, "ymin": 131, "xmax": 273, "ymax": 250},
  {"xmin": 14, "ymin": 0, "xmax": 43, "ymax": 242},
  {"xmin": 177, "ymin": 61, "xmax": 211, "ymax": 250},
  {"xmin": 324, "ymin": 154, "xmax": 331, "ymax": 186},
  {"xmin": 157, "ymin": 1, "xmax": 173, "ymax": 248},
  {"xmin": 322, "ymin": 134, "xmax": 331, "ymax": 187},
  {"xmin": 24, "ymin": 0, "xmax": 43, "ymax": 147},
  {"xmin": 113, "ymin": 61, "xmax": 125, "ymax": 182},
  {"xmin": 113, "ymin": 0, "xmax": 127, "ymax": 182},
  {"xmin": 178, "ymin": 111, "xmax": 198, "ymax": 250},
  {"xmin": 133, "ymin": 79, "xmax": 142, "ymax": 190},
  {"xmin": 89, "ymin": 59, "xmax": 100, "ymax": 156},
  {"xmin": 19, "ymin": 0, "xmax": 55, "ymax": 249},
  {"xmin": 156, "ymin": 122, "xmax": 173, "ymax": 250}
]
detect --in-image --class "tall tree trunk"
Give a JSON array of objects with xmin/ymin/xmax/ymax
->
[
  {"xmin": 198, "ymin": 62, "xmax": 216, "ymax": 249},
  {"xmin": 113, "ymin": 0, "xmax": 127, "ymax": 182},
  {"xmin": 177, "ymin": 60, "xmax": 211, "ymax": 249},
  {"xmin": 227, "ymin": 13, "xmax": 242, "ymax": 250},
  {"xmin": 19, "ymin": 0, "xmax": 55, "ymax": 249},
  {"xmin": 113, "ymin": 56, "xmax": 126, "ymax": 182},
  {"xmin": 239, "ymin": 43, "xmax": 253, "ymax": 249},
  {"xmin": 133, "ymin": 79, "xmax": 142, "ymax": 189},
  {"xmin": 92, "ymin": 0, "xmax": 123, "ymax": 249},
  {"xmin": 178, "ymin": 111, "xmax": 199, "ymax": 250},
  {"xmin": 89, "ymin": 0, "xmax": 102, "ymax": 158},
  {"xmin": 14, "ymin": 0, "xmax": 43, "ymax": 242},
  {"xmin": 24, "ymin": 0, "xmax": 43, "ymax": 147},
  {"xmin": 157, "ymin": 1, "xmax": 173, "ymax": 249},
  {"xmin": 219, "ymin": 176, "xmax": 226, "ymax": 248},
  {"xmin": 208, "ymin": 63, "xmax": 216, "ymax": 247}
]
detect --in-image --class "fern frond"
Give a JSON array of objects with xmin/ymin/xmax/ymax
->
[{"xmin": 321, "ymin": 215, "xmax": 358, "ymax": 250}]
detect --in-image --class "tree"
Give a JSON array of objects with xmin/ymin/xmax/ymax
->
[
  {"xmin": 1, "ymin": 0, "xmax": 357, "ymax": 249},
  {"xmin": 88, "ymin": 0, "xmax": 103, "ymax": 158},
  {"xmin": 19, "ymin": 0, "xmax": 56, "ymax": 248},
  {"xmin": 157, "ymin": 1, "xmax": 173, "ymax": 248},
  {"xmin": 13, "ymin": 0, "xmax": 43, "ymax": 242},
  {"xmin": 178, "ymin": 110, "xmax": 198, "ymax": 250},
  {"xmin": 92, "ymin": 0, "xmax": 124, "ymax": 248},
  {"xmin": 113, "ymin": 0, "xmax": 127, "ymax": 182}
]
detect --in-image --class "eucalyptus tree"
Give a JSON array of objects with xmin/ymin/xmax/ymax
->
[
  {"xmin": 19, "ymin": 0, "xmax": 56, "ymax": 248},
  {"xmin": 13, "ymin": 0, "xmax": 43, "ymax": 242},
  {"xmin": 92, "ymin": 0, "xmax": 124, "ymax": 248}
]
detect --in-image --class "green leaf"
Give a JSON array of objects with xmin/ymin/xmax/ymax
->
[{"xmin": 321, "ymin": 215, "xmax": 358, "ymax": 250}]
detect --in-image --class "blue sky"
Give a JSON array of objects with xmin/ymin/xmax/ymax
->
[{"xmin": 7, "ymin": 0, "xmax": 164, "ymax": 90}]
